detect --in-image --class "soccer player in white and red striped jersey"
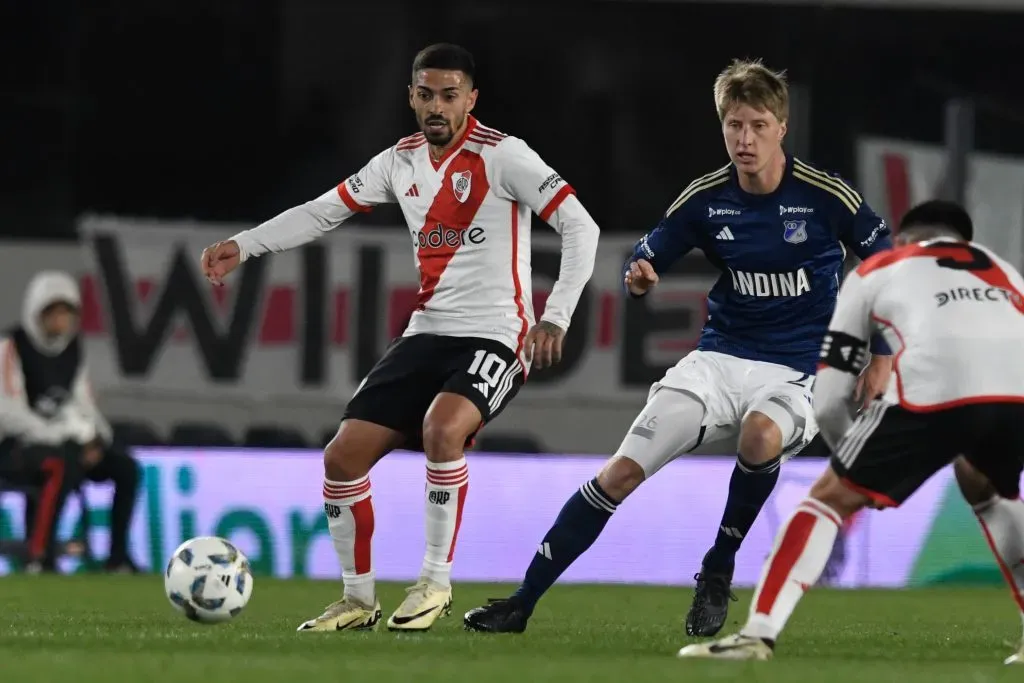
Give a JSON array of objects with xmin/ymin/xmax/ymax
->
[
  {"xmin": 199, "ymin": 43, "xmax": 600, "ymax": 633},
  {"xmin": 678, "ymin": 200, "xmax": 1024, "ymax": 664}
]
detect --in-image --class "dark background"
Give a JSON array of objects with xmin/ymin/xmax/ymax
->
[{"xmin": 4, "ymin": 0, "xmax": 1023, "ymax": 239}]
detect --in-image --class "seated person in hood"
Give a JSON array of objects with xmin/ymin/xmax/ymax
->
[{"xmin": 0, "ymin": 271, "xmax": 140, "ymax": 573}]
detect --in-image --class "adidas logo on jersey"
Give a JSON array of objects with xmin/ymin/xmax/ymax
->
[
  {"xmin": 405, "ymin": 184, "xmax": 420, "ymax": 197},
  {"xmin": 473, "ymin": 381, "xmax": 491, "ymax": 398},
  {"xmin": 715, "ymin": 227, "xmax": 735, "ymax": 241}
]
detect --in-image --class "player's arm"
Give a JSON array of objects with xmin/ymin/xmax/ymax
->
[
  {"xmin": 838, "ymin": 200, "xmax": 894, "ymax": 358},
  {"xmin": 842, "ymin": 200, "xmax": 892, "ymax": 262},
  {"xmin": 201, "ymin": 148, "xmax": 397, "ymax": 285},
  {"xmin": 813, "ymin": 271, "xmax": 877, "ymax": 450},
  {"xmin": 493, "ymin": 137, "xmax": 599, "ymax": 336},
  {"xmin": 622, "ymin": 193, "xmax": 700, "ymax": 298},
  {"xmin": 67, "ymin": 365, "xmax": 113, "ymax": 446}
]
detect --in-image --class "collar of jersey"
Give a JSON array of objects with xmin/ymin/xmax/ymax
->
[
  {"xmin": 430, "ymin": 115, "xmax": 479, "ymax": 171},
  {"xmin": 729, "ymin": 151, "xmax": 794, "ymax": 203}
]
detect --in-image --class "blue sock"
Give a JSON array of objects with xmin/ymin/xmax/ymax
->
[
  {"xmin": 703, "ymin": 454, "xmax": 782, "ymax": 575},
  {"xmin": 512, "ymin": 478, "xmax": 618, "ymax": 614}
]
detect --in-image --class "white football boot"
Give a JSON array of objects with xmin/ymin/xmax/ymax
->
[
  {"xmin": 677, "ymin": 633, "xmax": 774, "ymax": 661},
  {"xmin": 386, "ymin": 579, "xmax": 453, "ymax": 631},
  {"xmin": 296, "ymin": 596, "xmax": 382, "ymax": 632},
  {"xmin": 1005, "ymin": 639, "xmax": 1024, "ymax": 665}
]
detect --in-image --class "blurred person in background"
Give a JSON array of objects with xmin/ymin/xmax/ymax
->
[{"xmin": 0, "ymin": 271, "xmax": 140, "ymax": 573}]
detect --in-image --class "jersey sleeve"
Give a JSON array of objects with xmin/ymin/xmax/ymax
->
[
  {"xmin": 835, "ymin": 197, "xmax": 892, "ymax": 353},
  {"xmin": 337, "ymin": 147, "xmax": 398, "ymax": 212},
  {"xmin": 232, "ymin": 147, "xmax": 396, "ymax": 261},
  {"xmin": 840, "ymin": 201, "xmax": 892, "ymax": 261},
  {"xmin": 814, "ymin": 270, "xmax": 879, "ymax": 448},
  {"xmin": 491, "ymin": 137, "xmax": 576, "ymax": 221},
  {"xmin": 820, "ymin": 271, "xmax": 875, "ymax": 374},
  {"xmin": 536, "ymin": 196, "xmax": 600, "ymax": 331},
  {"xmin": 622, "ymin": 192, "xmax": 702, "ymax": 297}
]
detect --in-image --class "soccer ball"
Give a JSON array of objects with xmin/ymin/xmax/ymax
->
[{"xmin": 164, "ymin": 536, "xmax": 254, "ymax": 624}]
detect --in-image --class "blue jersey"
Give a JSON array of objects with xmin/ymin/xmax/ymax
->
[{"xmin": 625, "ymin": 156, "xmax": 892, "ymax": 375}]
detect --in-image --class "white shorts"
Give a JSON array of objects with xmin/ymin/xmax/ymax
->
[{"xmin": 615, "ymin": 350, "xmax": 820, "ymax": 477}]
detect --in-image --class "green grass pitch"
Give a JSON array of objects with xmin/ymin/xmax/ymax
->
[{"xmin": 1, "ymin": 575, "xmax": 1021, "ymax": 682}]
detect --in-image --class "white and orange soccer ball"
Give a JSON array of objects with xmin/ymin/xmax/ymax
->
[{"xmin": 164, "ymin": 536, "xmax": 254, "ymax": 624}]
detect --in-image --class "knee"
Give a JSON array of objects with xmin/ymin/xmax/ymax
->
[
  {"xmin": 324, "ymin": 420, "xmax": 401, "ymax": 481},
  {"xmin": 738, "ymin": 412, "xmax": 783, "ymax": 465},
  {"xmin": 596, "ymin": 456, "xmax": 646, "ymax": 503},
  {"xmin": 954, "ymin": 456, "xmax": 997, "ymax": 507},
  {"xmin": 421, "ymin": 418, "xmax": 469, "ymax": 462},
  {"xmin": 809, "ymin": 468, "xmax": 867, "ymax": 518},
  {"xmin": 323, "ymin": 435, "xmax": 366, "ymax": 481}
]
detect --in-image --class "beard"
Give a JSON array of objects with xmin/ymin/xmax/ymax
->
[{"xmin": 421, "ymin": 114, "xmax": 458, "ymax": 145}]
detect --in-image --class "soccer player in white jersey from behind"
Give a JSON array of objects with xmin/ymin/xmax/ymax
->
[
  {"xmin": 679, "ymin": 199, "xmax": 1024, "ymax": 664},
  {"xmin": 199, "ymin": 43, "xmax": 600, "ymax": 633}
]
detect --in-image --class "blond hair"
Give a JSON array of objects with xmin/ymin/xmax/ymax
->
[{"xmin": 714, "ymin": 58, "xmax": 788, "ymax": 123}]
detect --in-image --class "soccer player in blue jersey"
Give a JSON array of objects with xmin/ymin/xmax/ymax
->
[{"xmin": 463, "ymin": 58, "xmax": 893, "ymax": 636}]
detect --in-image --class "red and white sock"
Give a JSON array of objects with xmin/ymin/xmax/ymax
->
[
  {"xmin": 974, "ymin": 496, "xmax": 1024, "ymax": 630},
  {"xmin": 421, "ymin": 458, "xmax": 469, "ymax": 588},
  {"xmin": 742, "ymin": 498, "xmax": 842, "ymax": 641},
  {"xmin": 323, "ymin": 475, "xmax": 375, "ymax": 606}
]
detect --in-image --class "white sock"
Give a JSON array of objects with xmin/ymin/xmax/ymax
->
[
  {"xmin": 421, "ymin": 458, "xmax": 469, "ymax": 588},
  {"xmin": 973, "ymin": 496, "xmax": 1024, "ymax": 629},
  {"xmin": 742, "ymin": 498, "xmax": 842, "ymax": 641},
  {"xmin": 323, "ymin": 475, "xmax": 375, "ymax": 605}
]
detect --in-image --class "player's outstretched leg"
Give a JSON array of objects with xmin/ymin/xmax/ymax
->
[
  {"xmin": 386, "ymin": 393, "xmax": 476, "ymax": 632},
  {"xmin": 297, "ymin": 419, "xmax": 400, "ymax": 633},
  {"xmin": 954, "ymin": 457, "xmax": 1024, "ymax": 665},
  {"xmin": 465, "ymin": 385, "xmax": 707, "ymax": 633},
  {"xmin": 678, "ymin": 466, "xmax": 861, "ymax": 660},
  {"xmin": 463, "ymin": 468, "xmax": 623, "ymax": 633},
  {"xmin": 687, "ymin": 410, "xmax": 784, "ymax": 637}
]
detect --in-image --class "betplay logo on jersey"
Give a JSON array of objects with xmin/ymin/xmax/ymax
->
[{"xmin": 709, "ymin": 206, "xmax": 742, "ymax": 218}]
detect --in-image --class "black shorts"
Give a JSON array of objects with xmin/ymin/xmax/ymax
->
[
  {"xmin": 830, "ymin": 401, "xmax": 1024, "ymax": 507},
  {"xmin": 342, "ymin": 334, "xmax": 526, "ymax": 450}
]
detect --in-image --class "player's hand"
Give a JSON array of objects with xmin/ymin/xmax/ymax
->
[
  {"xmin": 624, "ymin": 259, "xmax": 659, "ymax": 296},
  {"xmin": 524, "ymin": 320, "xmax": 566, "ymax": 370},
  {"xmin": 201, "ymin": 240, "xmax": 241, "ymax": 287},
  {"xmin": 854, "ymin": 354, "xmax": 893, "ymax": 410}
]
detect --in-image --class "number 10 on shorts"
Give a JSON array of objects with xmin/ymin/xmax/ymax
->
[{"xmin": 468, "ymin": 350, "xmax": 508, "ymax": 389}]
